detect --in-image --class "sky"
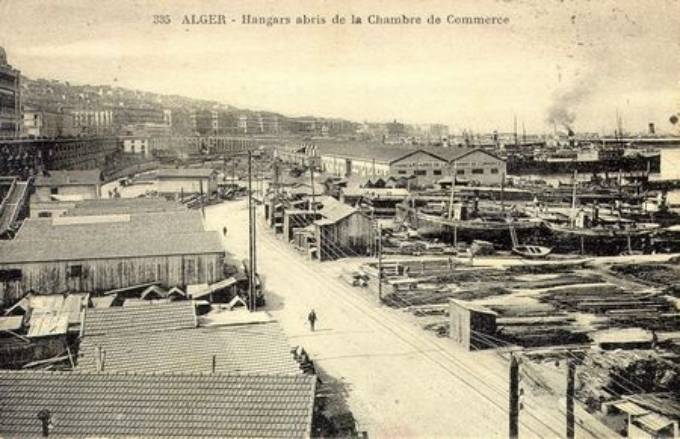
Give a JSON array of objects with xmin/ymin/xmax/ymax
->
[{"xmin": 0, "ymin": 0, "xmax": 679, "ymax": 134}]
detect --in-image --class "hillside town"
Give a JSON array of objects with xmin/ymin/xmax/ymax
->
[{"xmin": 2, "ymin": 2, "xmax": 680, "ymax": 436}]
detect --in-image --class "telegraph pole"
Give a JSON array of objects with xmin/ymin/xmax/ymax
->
[
  {"xmin": 377, "ymin": 222, "xmax": 383, "ymax": 302},
  {"xmin": 247, "ymin": 151, "xmax": 255, "ymax": 311},
  {"xmin": 566, "ymin": 359, "xmax": 576, "ymax": 439},
  {"xmin": 448, "ymin": 162, "xmax": 458, "ymax": 247},
  {"xmin": 310, "ymin": 156, "xmax": 316, "ymax": 212},
  {"xmin": 509, "ymin": 354, "xmax": 520, "ymax": 439}
]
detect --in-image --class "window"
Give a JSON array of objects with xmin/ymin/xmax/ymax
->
[
  {"xmin": 457, "ymin": 169, "xmax": 465, "ymax": 175},
  {"xmin": 38, "ymin": 212, "xmax": 52, "ymax": 218},
  {"xmin": 397, "ymin": 170, "xmax": 407, "ymax": 175},
  {"xmin": 490, "ymin": 168, "xmax": 499, "ymax": 174},
  {"xmin": 67, "ymin": 265, "xmax": 83, "ymax": 278},
  {"xmin": 0, "ymin": 269, "xmax": 22, "ymax": 282},
  {"xmin": 472, "ymin": 169, "xmax": 484, "ymax": 174},
  {"xmin": 50, "ymin": 187, "xmax": 58, "ymax": 195},
  {"xmin": 414, "ymin": 170, "xmax": 427, "ymax": 176},
  {"xmin": 433, "ymin": 170, "xmax": 442, "ymax": 176}
]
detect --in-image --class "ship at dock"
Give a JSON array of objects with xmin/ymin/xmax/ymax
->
[{"xmin": 506, "ymin": 142, "xmax": 661, "ymax": 175}]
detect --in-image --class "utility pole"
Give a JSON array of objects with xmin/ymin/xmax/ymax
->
[
  {"xmin": 448, "ymin": 162, "xmax": 457, "ymax": 220},
  {"xmin": 509, "ymin": 354, "xmax": 520, "ymax": 439},
  {"xmin": 377, "ymin": 222, "xmax": 383, "ymax": 302},
  {"xmin": 247, "ymin": 151, "xmax": 255, "ymax": 311},
  {"xmin": 310, "ymin": 156, "xmax": 316, "ymax": 213},
  {"xmin": 448, "ymin": 162, "xmax": 458, "ymax": 247},
  {"xmin": 501, "ymin": 172, "xmax": 506, "ymax": 213},
  {"xmin": 566, "ymin": 359, "xmax": 576, "ymax": 439},
  {"xmin": 231, "ymin": 155, "xmax": 236, "ymax": 184},
  {"xmin": 199, "ymin": 179, "xmax": 205, "ymax": 218},
  {"xmin": 514, "ymin": 114, "xmax": 518, "ymax": 147}
]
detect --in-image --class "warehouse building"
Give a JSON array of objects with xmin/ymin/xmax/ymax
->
[
  {"xmin": 0, "ymin": 215, "xmax": 224, "ymax": 300},
  {"xmin": 33, "ymin": 169, "xmax": 102, "ymax": 202},
  {"xmin": 279, "ymin": 141, "xmax": 506, "ymax": 187},
  {"xmin": 155, "ymin": 168, "xmax": 218, "ymax": 195}
]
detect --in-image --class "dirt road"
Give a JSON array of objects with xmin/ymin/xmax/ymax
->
[{"xmin": 205, "ymin": 200, "xmax": 610, "ymax": 438}]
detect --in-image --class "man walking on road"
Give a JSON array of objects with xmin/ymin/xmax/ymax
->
[{"xmin": 307, "ymin": 309, "xmax": 317, "ymax": 332}]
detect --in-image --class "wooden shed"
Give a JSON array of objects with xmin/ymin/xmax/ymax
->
[
  {"xmin": 312, "ymin": 196, "xmax": 373, "ymax": 261},
  {"xmin": 33, "ymin": 170, "xmax": 102, "ymax": 202},
  {"xmin": 449, "ymin": 299, "xmax": 498, "ymax": 351},
  {"xmin": 0, "ymin": 231, "xmax": 225, "ymax": 302}
]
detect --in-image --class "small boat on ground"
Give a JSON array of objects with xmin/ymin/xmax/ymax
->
[
  {"xmin": 512, "ymin": 245, "xmax": 553, "ymax": 258},
  {"xmin": 545, "ymin": 221, "xmax": 660, "ymax": 238},
  {"xmin": 509, "ymin": 223, "xmax": 552, "ymax": 259}
]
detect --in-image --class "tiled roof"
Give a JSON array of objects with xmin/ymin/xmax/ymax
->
[
  {"xmin": 77, "ymin": 321, "xmax": 301, "ymax": 375},
  {"xmin": 156, "ymin": 168, "xmax": 216, "ymax": 178},
  {"xmin": 34, "ymin": 170, "xmax": 101, "ymax": 187},
  {"xmin": 15, "ymin": 210, "xmax": 205, "ymax": 241},
  {"xmin": 0, "ymin": 230, "xmax": 224, "ymax": 263},
  {"xmin": 0, "ymin": 370, "xmax": 316, "ymax": 438},
  {"xmin": 81, "ymin": 301, "xmax": 197, "ymax": 337}
]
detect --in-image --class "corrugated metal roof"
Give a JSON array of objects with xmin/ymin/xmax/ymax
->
[
  {"xmin": 0, "ymin": 370, "xmax": 316, "ymax": 438},
  {"xmin": 0, "ymin": 230, "xmax": 224, "ymax": 263},
  {"xmin": 81, "ymin": 301, "xmax": 197, "ymax": 337},
  {"xmin": 77, "ymin": 321, "xmax": 301, "ymax": 375}
]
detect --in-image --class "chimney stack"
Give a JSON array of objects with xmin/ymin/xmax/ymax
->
[
  {"xmin": 568, "ymin": 128, "xmax": 575, "ymax": 148},
  {"xmin": 649, "ymin": 122, "xmax": 656, "ymax": 135}
]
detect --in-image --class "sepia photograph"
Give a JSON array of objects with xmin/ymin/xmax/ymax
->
[{"xmin": 0, "ymin": 0, "xmax": 679, "ymax": 437}]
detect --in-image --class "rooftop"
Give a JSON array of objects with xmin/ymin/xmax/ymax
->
[
  {"xmin": 156, "ymin": 168, "xmax": 216, "ymax": 178},
  {"xmin": 314, "ymin": 195, "xmax": 361, "ymax": 224},
  {"xmin": 314, "ymin": 140, "xmax": 414, "ymax": 163},
  {"xmin": 41, "ymin": 197, "xmax": 188, "ymax": 216},
  {"xmin": 15, "ymin": 210, "xmax": 205, "ymax": 241},
  {"xmin": 0, "ymin": 230, "xmax": 223, "ymax": 263},
  {"xmin": 34, "ymin": 170, "xmax": 101, "ymax": 187},
  {"xmin": 421, "ymin": 146, "xmax": 503, "ymax": 163},
  {"xmin": 81, "ymin": 301, "xmax": 197, "ymax": 337},
  {"xmin": 0, "ymin": 370, "xmax": 316, "ymax": 438},
  {"xmin": 77, "ymin": 321, "xmax": 301, "ymax": 375}
]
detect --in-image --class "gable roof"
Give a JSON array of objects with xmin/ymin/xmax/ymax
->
[
  {"xmin": 314, "ymin": 195, "xmax": 362, "ymax": 224},
  {"xmin": 77, "ymin": 321, "xmax": 301, "ymax": 375},
  {"xmin": 422, "ymin": 147, "xmax": 504, "ymax": 163},
  {"xmin": 0, "ymin": 230, "xmax": 224, "ymax": 263},
  {"xmin": 81, "ymin": 301, "xmax": 197, "ymax": 337},
  {"xmin": 0, "ymin": 370, "xmax": 316, "ymax": 438},
  {"xmin": 34, "ymin": 170, "xmax": 101, "ymax": 187}
]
